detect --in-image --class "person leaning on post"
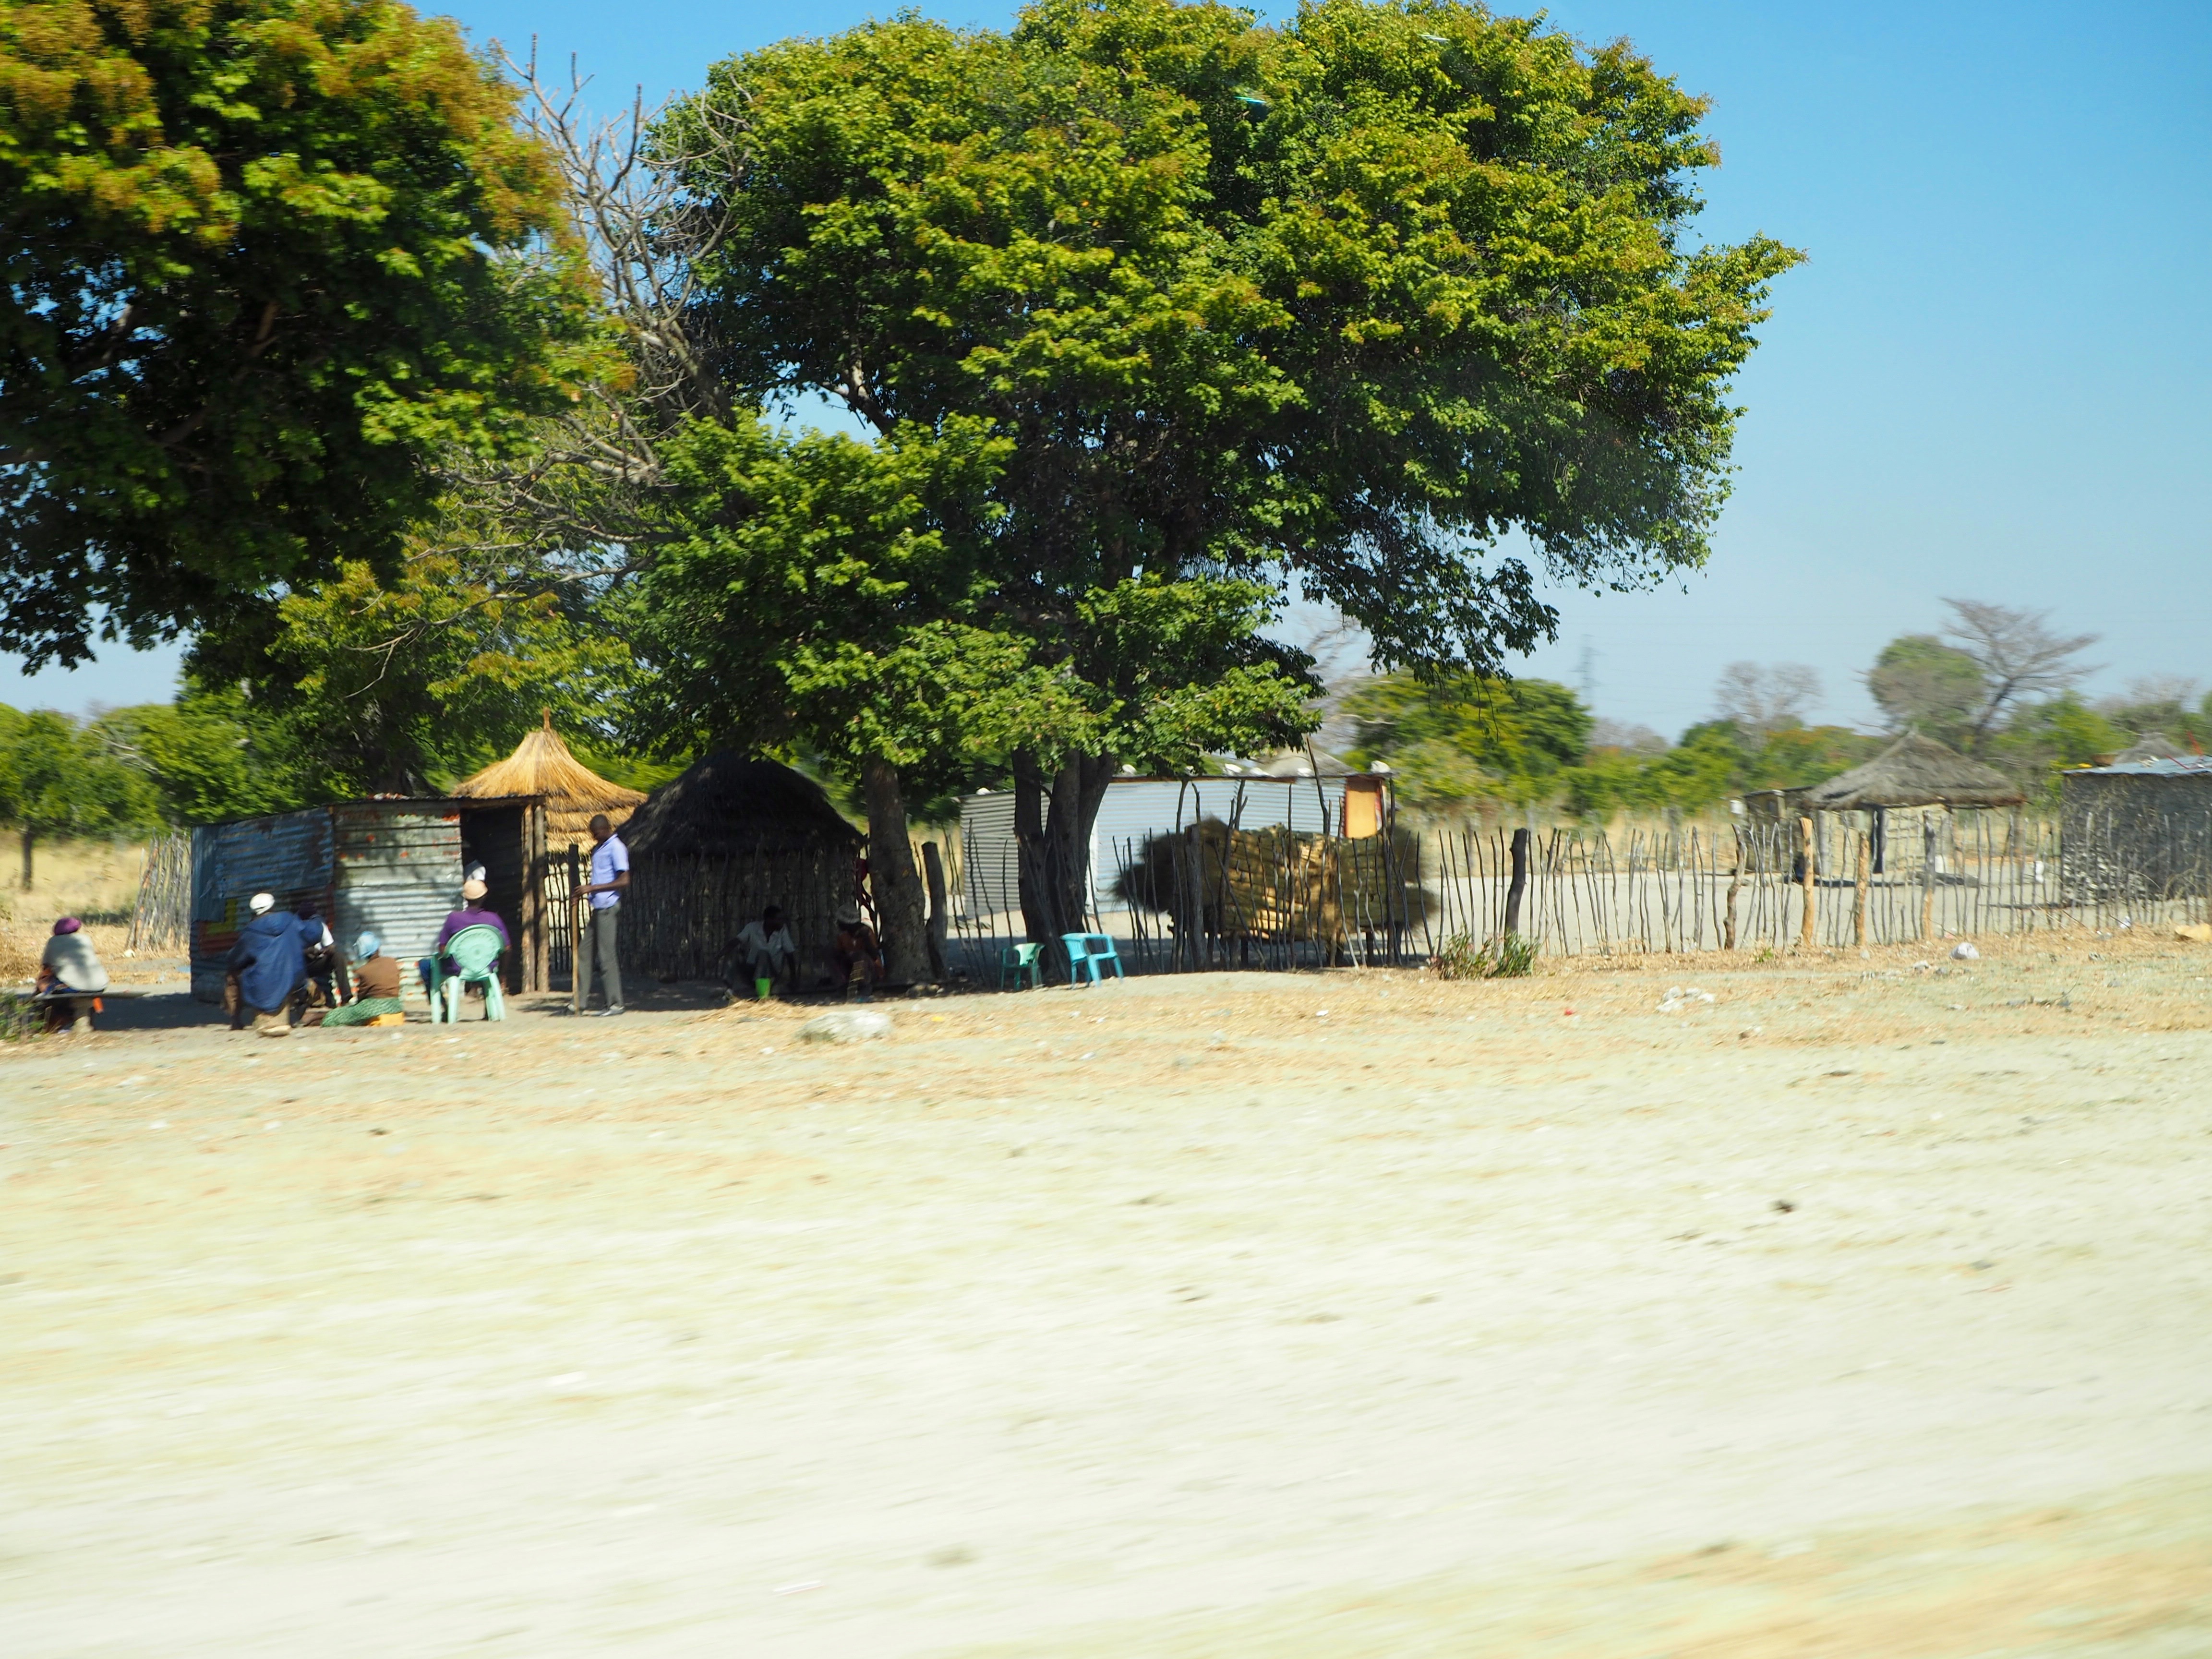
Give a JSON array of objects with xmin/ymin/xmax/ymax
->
[{"xmin": 575, "ymin": 812, "xmax": 629, "ymax": 1016}]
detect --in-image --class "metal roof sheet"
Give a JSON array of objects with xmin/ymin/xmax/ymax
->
[{"xmin": 2069, "ymin": 757, "xmax": 2212, "ymax": 777}]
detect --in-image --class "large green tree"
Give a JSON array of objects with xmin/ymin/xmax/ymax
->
[
  {"xmin": 628, "ymin": 415, "xmax": 1310, "ymax": 976},
  {"xmin": 0, "ymin": 0, "xmax": 589, "ymax": 665},
  {"xmin": 657, "ymin": 0, "xmax": 1798, "ymax": 934},
  {"xmin": 0, "ymin": 706, "xmax": 159, "ymax": 886},
  {"xmin": 1866, "ymin": 634, "xmax": 1985, "ymax": 749},
  {"xmin": 1346, "ymin": 673, "xmax": 1591, "ymax": 812}
]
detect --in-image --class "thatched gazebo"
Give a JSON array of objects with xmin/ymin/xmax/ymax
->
[
  {"xmin": 1802, "ymin": 733, "xmax": 2024, "ymax": 877},
  {"xmin": 452, "ymin": 713, "xmax": 646, "ymax": 847},
  {"xmin": 619, "ymin": 754, "xmax": 864, "ymax": 983},
  {"xmin": 1804, "ymin": 732, "xmax": 2024, "ymax": 812}
]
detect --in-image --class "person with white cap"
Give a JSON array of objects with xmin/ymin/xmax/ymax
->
[{"xmin": 225, "ymin": 891, "xmax": 317, "ymax": 1036}]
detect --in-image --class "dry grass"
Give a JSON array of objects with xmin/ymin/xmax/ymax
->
[{"xmin": 0, "ymin": 836, "xmax": 147, "ymax": 986}]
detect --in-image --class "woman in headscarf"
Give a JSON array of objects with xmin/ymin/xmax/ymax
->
[
  {"xmin": 319, "ymin": 933, "xmax": 408, "ymax": 1027},
  {"xmin": 37, "ymin": 916, "xmax": 108, "ymax": 1034}
]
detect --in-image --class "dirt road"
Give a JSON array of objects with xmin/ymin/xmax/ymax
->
[{"xmin": 6, "ymin": 939, "xmax": 2211, "ymax": 1655}]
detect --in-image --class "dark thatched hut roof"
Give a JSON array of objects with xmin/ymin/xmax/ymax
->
[
  {"xmin": 1804, "ymin": 732, "xmax": 2024, "ymax": 811},
  {"xmin": 623, "ymin": 752, "xmax": 862, "ymax": 859}
]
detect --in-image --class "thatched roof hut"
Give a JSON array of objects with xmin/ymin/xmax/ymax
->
[
  {"xmin": 451, "ymin": 713, "xmax": 646, "ymax": 844},
  {"xmin": 623, "ymin": 752, "xmax": 861, "ymax": 859},
  {"xmin": 1804, "ymin": 732, "xmax": 2024, "ymax": 811}
]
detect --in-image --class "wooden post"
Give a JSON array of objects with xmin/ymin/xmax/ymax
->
[
  {"xmin": 1503, "ymin": 826, "xmax": 1531, "ymax": 939},
  {"xmin": 568, "ymin": 843, "xmax": 585, "ymax": 1014},
  {"xmin": 1798, "ymin": 816, "xmax": 1817, "ymax": 950},
  {"xmin": 920, "ymin": 840, "xmax": 950, "ymax": 980},
  {"xmin": 1182, "ymin": 823, "xmax": 1205, "ymax": 972},
  {"xmin": 1724, "ymin": 829, "xmax": 1743, "ymax": 950},
  {"xmin": 1852, "ymin": 829, "xmax": 1870, "ymax": 947}
]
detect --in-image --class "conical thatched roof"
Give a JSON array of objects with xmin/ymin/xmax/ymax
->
[
  {"xmin": 623, "ymin": 752, "xmax": 862, "ymax": 859},
  {"xmin": 1805, "ymin": 732, "xmax": 2024, "ymax": 810},
  {"xmin": 452, "ymin": 713, "xmax": 646, "ymax": 843}
]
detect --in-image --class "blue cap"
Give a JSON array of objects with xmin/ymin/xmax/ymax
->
[{"xmin": 355, "ymin": 932, "xmax": 381, "ymax": 959}]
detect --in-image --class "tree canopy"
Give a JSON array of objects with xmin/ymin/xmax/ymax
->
[
  {"xmin": 0, "ymin": 0, "xmax": 590, "ymax": 665},
  {"xmin": 660, "ymin": 0, "xmax": 1801, "ymax": 679}
]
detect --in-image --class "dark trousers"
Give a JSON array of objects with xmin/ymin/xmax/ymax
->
[{"xmin": 583, "ymin": 904, "xmax": 623, "ymax": 1009}]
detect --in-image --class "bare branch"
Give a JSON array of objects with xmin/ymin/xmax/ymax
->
[{"xmin": 1941, "ymin": 598, "xmax": 2101, "ymax": 752}]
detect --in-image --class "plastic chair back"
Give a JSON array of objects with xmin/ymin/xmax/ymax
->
[{"xmin": 438, "ymin": 924, "xmax": 506, "ymax": 1022}]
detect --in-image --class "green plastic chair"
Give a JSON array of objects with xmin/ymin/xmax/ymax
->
[
  {"xmin": 998, "ymin": 941, "xmax": 1044, "ymax": 990},
  {"xmin": 1061, "ymin": 932, "xmax": 1126, "ymax": 985},
  {"xmin": 430, "ymin": 924, "xmax": 506, "ymax": 1022}
]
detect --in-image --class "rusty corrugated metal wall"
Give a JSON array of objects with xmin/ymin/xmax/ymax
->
[
  {"xmin": 190, "ymin": 810, "xmax": 335, "ymax": 1001},
  {"xmin": 331, "ymin": 805, "xmax": 464, "ymax": 990},
  {"xmin": 191, "ymin": 802, "xmax": 469, "ymax": 1004}
]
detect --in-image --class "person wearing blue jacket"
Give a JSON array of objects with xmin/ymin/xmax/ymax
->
[{"xmin": 226, "ymin": 891, "xmax": 318, "ymax": 1036}]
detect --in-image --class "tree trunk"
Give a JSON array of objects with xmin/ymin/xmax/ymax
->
[
  {"xmin": 1013, "ymin": 752, "xmax": 1115, "ymax": 955},
  {"xmin": 20, "ymin": 825, "xmax": 33, "ymax": 891},
  {"xmin": 860, "ymin": 755, "xmax": 933, "ymax": 985}
]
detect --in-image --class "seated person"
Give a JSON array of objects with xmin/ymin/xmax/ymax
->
[
  {"xmin": 418, "ymin": 877, "xmax": 511, "ymax": 997},
  {"xmin": 320, "ymin": 933, "xmax": 407, "ymax": 1026},
  {"xmin": 722, "ymin": 904, "xmax": 798, "ymax": 999},
  {"xmin": 37, "ymin": 916, "xmax": 109, "ymax": 1034},
  {"xmin": 832, "ymin": 908, "xmax": 883, "ymax": 1001},
  {"xmin": 227, "ymin": 891, "xmax": 315, "ymax": 1036},
  {"xmin": 295, "ymin": 901, "xmax": 348, "ymax": 1012}
]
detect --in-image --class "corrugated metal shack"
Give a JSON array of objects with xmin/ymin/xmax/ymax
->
[
  {"xmin": 190, "ymin": 796, "xmax": 549, "ymax": 1003},
  {"xmin": 2059, "ymin": 756, "xmax": 2212, "ymax": 902}
]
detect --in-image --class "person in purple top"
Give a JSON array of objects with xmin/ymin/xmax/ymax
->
[{"xmin": 417, "ymin": 877, "xmax": 511, "ymax": 995}]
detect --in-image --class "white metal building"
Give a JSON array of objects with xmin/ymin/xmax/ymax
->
[{"xmin": 960, "ymin": 768, "xmax": 1378, "ymax": 918}]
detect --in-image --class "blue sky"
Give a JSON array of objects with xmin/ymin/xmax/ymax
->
[{"xmin": 22, "ymin": 0, "xmax": 2209, "ymax": 737}]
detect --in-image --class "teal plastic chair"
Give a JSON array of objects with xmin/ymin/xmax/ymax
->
[
  {"xmin": 1060, "ymin": 932, "xmax": 1125, "ymax": 985},
  {"xmin": 430, "ymin": 924, "xmax": 506, "ymax": 1022},
  {"xmin": 998, "ymin": 941, "xmax": 1044, "ymax": 990}
]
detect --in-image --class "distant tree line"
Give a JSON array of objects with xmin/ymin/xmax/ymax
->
[{"xmin": 1344, "ymin": 600, "xmax": 2206, "ymax": 821}]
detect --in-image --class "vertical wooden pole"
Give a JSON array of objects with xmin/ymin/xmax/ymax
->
[
  {"xmin": 568, "ymin": 843, "xmax": 585, "ymax": 1014},
  {"xmin": 920, "ymin": 841, "xmax": 950, "ymax": 981},
  {"xmin": 1921, "ymin": 819, "xmax": 1936, "ymax": 941},
  {"xmin": 1724, "ymin": 830, "xmax": 1743, "ymax": 950},
  {"xmin": 1798, "ymin": 816, "xmax": 1818, "ymax": 950},
  {"xmin": 1853, "ymin": 829, "xmax": 1870, "ymax": 947},
  {"xmin": 1503, "ymin": 826, "xmax": 1530, "ymax": 938},
  {"xmin": 1182, "ymin": 823, "xmax": 1204, "ymax": 972}
]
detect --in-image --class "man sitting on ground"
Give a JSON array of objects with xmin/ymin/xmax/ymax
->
[
  {"xmin": 417, "ymin": 878, "xmax": 510, "ymax": 999},
  {"xmin": 321, "ymin": 933, "xmax": 407, "ymax": 1027},
  {"xmin": 724, "ymin": 904, "xmax": 798, "ymax": 1000},
  {"xmin": 38, "ymin": 916, "xmax": 108, "ymax": 1034}
]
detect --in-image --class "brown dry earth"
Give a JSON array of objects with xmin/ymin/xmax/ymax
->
[{"xmin": 4, "ymin": 937, "xmax": 2211, "ymax": 1656}]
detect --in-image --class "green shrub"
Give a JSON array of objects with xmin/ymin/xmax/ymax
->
[{"xmin": 1431, "ymin": 932, "xmax": 1537, "ymax": 980}]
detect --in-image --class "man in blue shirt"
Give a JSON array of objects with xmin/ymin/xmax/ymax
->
[{"xmin": 577, "ymin": 813, "xmax": 629, "ymax": 1015}]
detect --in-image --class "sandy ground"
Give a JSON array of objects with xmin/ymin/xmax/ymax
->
[{"xmin": 5, "ymin": 936, "xmax": 2212, "ymax": 1656}]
